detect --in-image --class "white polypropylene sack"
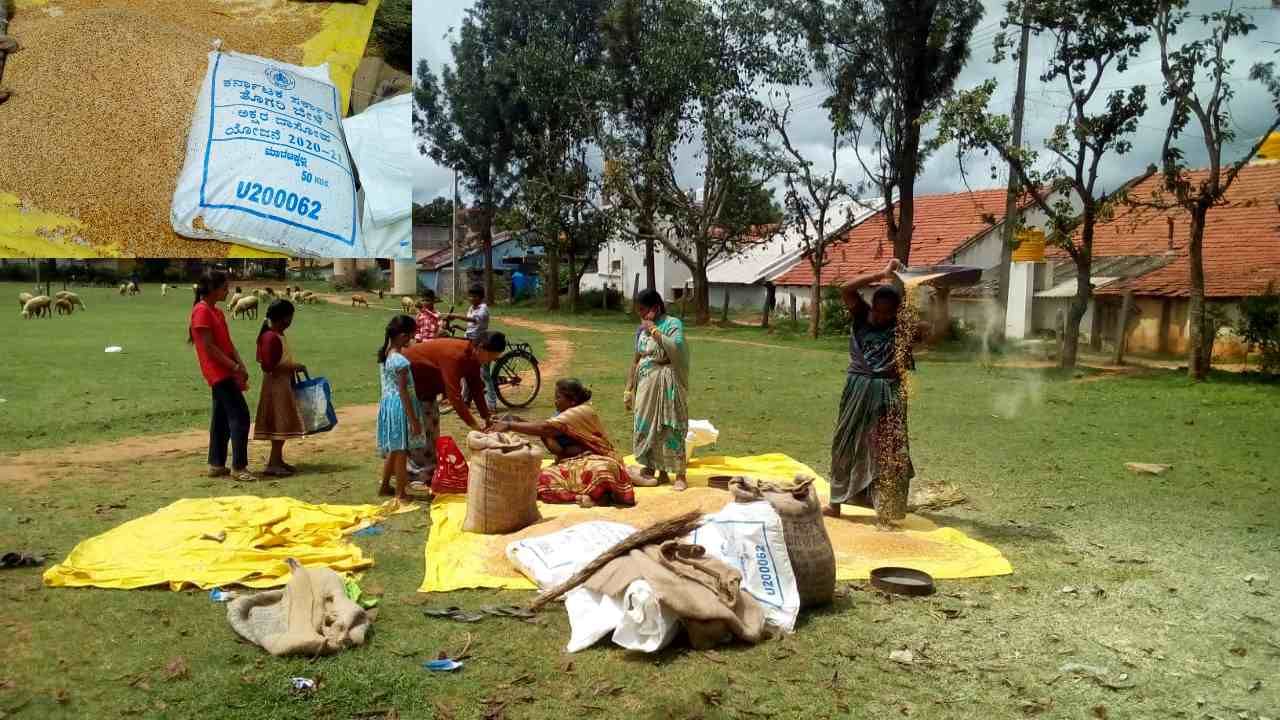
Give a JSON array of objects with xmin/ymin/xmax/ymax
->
[
  {"xmin": 686, "ymin": 419, "xmax": 719, "ymax": 458},
  {"xmin": 342, "ymin": 94, "xmax": 412, "ymax": 229},
  {"xmin": 505, "ymin": 521, "xmax": 636, "ymax": 590},
  {"xmin": 688, "ymin": 500, "xmax": 800, "ymax": 632},
  {"xmin": 172, "ymin": 51, "xmax": 360, "ymax": 256},
  {"xmin": 612, "ymin": 580, "xmax": 681, "ymax": 653},
  {"xmin": 564, "ymin": 586, "xmax": 625, "ymax": 653}
]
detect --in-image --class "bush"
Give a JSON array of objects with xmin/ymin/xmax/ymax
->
[
  {"xmin": 1239, "ymin": 285, "xmax": 1280, "ymax": 373},
  {"xmin": 820, "ymin": 286, "xmax": 852, "ymax": 336},
  {"xmin": 372, "ymin": 0, "xmax": 412, "ymax": 73},
  {"xmin": 578, "ymin": 287, "xmax": 624, "ymax": 311}
]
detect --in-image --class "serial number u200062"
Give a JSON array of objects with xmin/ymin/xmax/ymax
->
[{"xmin": 234, "ymin": 181, "xmax": 323, "ymax": 220}]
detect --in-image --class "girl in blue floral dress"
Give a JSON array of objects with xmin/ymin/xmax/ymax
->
[{"xmin": 376, "ymin": 314, "xmax": 425, "ymax": 500}]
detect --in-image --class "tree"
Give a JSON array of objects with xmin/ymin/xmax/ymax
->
[
  {"xmin": 609, "ymin": 0, "xmax": 799, "ymax": 322},
  {"xmin": 413, "ymin": 197, "xmax": 454, "ymax": 226},
  {"xmin": 793, "ymin": 0, "xmax": 984, "ymax": 264},
  {"xmin": 414, "ymin": 1, "xmax": 519, "ymax": 303},
  {"xmin": 499, "ymin": 0, "xmax": 611, "ymax": 311},
  {"xmin": 939, "ymin": 0, "xmax": 1159, "ymax": 369},
  {"xmin": 768, "ymin": 98, "xmax": 862, "ymax": 338},
  {"xmin": 599, "ymin": 0, "xmax": 707, "ymax": 293},
  {"xmin": 1143, "ymin": 2, "xmax": 1280, "ymax": 380}
]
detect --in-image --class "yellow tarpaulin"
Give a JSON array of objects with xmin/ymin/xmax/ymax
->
[
  {"xmin": 44, "ymin": 496, "xmax": 417, "ymax": 591},
  {"xmin": 420, "ymin": 454, "xmax": 1012, "ymax": 593},
  {"xmin": 302, "ymin": 0, "xmax": 382, "ymax": 118}
]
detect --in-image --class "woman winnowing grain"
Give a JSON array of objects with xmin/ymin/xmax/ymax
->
[{"xmin": 827, "ymin": 258, "xmax": 929, "ymax": 527}]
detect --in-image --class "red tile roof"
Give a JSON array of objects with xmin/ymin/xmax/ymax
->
[
  {"xmin": 774, "ymin": 188, "xmax": 1012, "ymax": 286},
  {"xmin": 1089, "ymin": 162, "xmax": 1280, "ymax": 298}
]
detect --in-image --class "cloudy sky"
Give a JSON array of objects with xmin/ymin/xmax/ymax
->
[{"xmin": 413, "ymin": 0, "xmax": 1280, "ymax": 207}]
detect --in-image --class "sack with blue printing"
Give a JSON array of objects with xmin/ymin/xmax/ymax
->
[
  {"xmin": 171, "ymin": 50, "xmax": 360, "ymax": 256},
  {"xmin": 688, "ymin": 500, "xmax": 800, "ymax": 632}
]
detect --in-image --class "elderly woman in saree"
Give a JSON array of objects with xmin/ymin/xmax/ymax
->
[
  {"xmin": 828, "ymin": 259, "xmax": 929, "ymax": 527},
  {"xmin": 624, "ymin": 289, "xmax": 690, "ymax": 491},
  {"xmin": 491, "ymin": 379, "xmax": 635, "ymax": 508}
]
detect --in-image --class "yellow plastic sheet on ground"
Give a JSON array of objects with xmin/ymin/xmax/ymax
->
[
  {"xmin": 420, "ymin": 454, "xmax": 1012, "ymax": 593},
  {"xmin": 302, "ymin": 0, "xmax": 381, "ymax": 117},
  {"xmin": 44, "ymin": 496, "xmax": 417, "ymax": 591}
]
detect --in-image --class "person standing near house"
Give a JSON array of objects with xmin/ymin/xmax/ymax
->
[
  {"xmin": 827, "ymin": 258, "xmax": 929, "ymax": 528},
  {"xmin": 444, "ymin": 285, "xmax": 498, "ymax": 408}
]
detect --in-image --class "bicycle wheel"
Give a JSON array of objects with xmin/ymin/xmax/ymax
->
[{"xmin": 493, "ymin": 351, "xmax": 541, "ymax": 409}]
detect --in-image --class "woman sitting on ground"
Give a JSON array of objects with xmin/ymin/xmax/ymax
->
[{"xmin": 491, "ymin": 379, "xmax": 636, "ymax": 508}]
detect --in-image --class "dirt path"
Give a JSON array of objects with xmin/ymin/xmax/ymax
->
[{"xmin": 0, "ymin": 318, "xmax": 574, "ymax": 491}]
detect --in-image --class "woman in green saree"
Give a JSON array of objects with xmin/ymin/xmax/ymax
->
[
  {"xmin": 827, "ymin": 259, "xmax": 928, "ymax": 527},
  {"xmin": 624, "ymin": 289, "xmax": 690, "ymax": 491}
]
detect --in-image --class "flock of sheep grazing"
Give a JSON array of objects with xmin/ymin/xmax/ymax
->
[
  {"xmin": 18, "ymin": 291, "xmax": 87, "ymax": 319},
  {"xmin": 17, "ymin": 282, "xmax": 410, "ymax": 321},
  {"xmin": 224, "ymin": 285, "xmax": 319, "ymax": 320}
]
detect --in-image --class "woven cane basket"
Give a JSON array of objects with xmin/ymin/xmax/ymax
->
[
  {"xmin": 732, "ymin": 476, "xmax": 836, "ymax": 608},
  {"xmin": 463, "ymin": 432, "xmax": 544, "ymax": 534}
]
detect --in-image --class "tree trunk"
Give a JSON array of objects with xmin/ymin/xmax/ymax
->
[
  {"xmin": 545, "ymin": 234, "xmax": 561, "ymax": 311},
  {"xmin": 640, "ymin": 190, "xmax": 657, "ymax": 293},
  {"xmin": 761, "ymin": 283, "xmax": 775, "ymax": 329},
  {"xmin": 1061, "ymin": 264, "xmax": 1091, "ymax": 370},
  {"xmin": 1112, "ymin": 291, "xmax": 1133, "ymax": 366},
  {"xmin": 1187, "ymin": 204, "xmax": 1210, "ymax": 380},
  {"xmin": 809, "ymin": 263, "xmax": 822, "ymax": 339},
  {"xmin": 692, "ymin": 271, "xmax": 711, "ymax": 326},
  {"xmin": 894, "ymin": 129, "xmax": 921, "ymax": 264},
  {"xmin": 721, "ymin": 286, "xmax": 730, "ymax": 324},
  {"xmin": 568, "ymin": 249, "xmax": 580, "ymax": 313}
]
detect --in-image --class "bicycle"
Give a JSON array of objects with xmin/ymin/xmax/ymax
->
[{"xmin": 435, "ymin": 307, "xmax": 542, "ymax": 413}]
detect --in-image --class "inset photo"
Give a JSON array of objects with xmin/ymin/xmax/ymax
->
[{"xmin": 0, "ymin": 0, "xmax": 411, "ymax": 258}]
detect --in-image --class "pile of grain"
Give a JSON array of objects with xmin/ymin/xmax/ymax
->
[{"xmin": 0, "ymin": 1, "xmax": 322, "ymax": 256}]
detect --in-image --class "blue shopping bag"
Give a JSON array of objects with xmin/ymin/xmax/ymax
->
[{"xmin": 293, "ymin": 371, "xmax": 338, "ymax": 435}]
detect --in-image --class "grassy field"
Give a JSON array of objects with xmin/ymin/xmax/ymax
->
[
  {"xmin": 0, "ymin": 282, "xmax": 546, "ymax": 452},
  {"xmin": 2, "ymin": 282, "xmax": 1279, "ymax": 719}
]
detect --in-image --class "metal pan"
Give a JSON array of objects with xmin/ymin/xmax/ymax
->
[{"xmin": 869, "ymin": 566, "xmax": 936, "ymax": 596}]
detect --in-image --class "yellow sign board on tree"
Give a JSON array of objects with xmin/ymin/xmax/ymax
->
[{"xmin": 1011, "ymin": 228, "xmax": 1046, "ymax": 262}]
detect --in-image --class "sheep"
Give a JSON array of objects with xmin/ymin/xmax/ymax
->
[
  {"xmin": 21, "ymin": 296, "xmax": 51, "ymax": 319},
  {"xmin": 300, "ymin": 291, "xmax": 318, "ymax": 305},
  {"xmin": 55, "ymin": 291, "xmax": 86, "ymax": 311},
  {"xmin": 161, "ymin": 283, "xmax": 168, "ymax": 296},
  {"xmin": 400, "ymin": 296, "xmax": 415, "ymax": 313},
  {"xmin": 119, "ymin": 283, "xmax": 128, "ymax": 295},
  {"xmin": 351, "ymin": 293, "xmax": 369, "ymax": 308},
  {"xmin": 17, "ymin": 291, "xmax": 32, "ymax": 308},
  {"xmin": 233, "ymin": 295, "xmax": 259, "ymax": 320},
  {"xmin": 54, "ymin": 298, "xmax": 74, "ymax": 316},
  {"xmin": 226, "ymin": 292, "xmax": 243, "ymax": 311},
  {"xmin": 264, "ymin": 287, "xmax": 275, "ymax": 297},
  {"xmin": 128, "ymin": 282, "xmax": 140, "ymax": 295}
]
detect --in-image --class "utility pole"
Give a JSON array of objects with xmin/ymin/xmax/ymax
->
[
  {"xmin": 451, "ymin": 169, "xmax": 460, "ymax": 302},
  {"xmin": 998, "ymin": 8, "xmax": 1033, "ymax": 334}
]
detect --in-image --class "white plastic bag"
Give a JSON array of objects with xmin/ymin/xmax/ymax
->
[
  {"xmin": 688, "ymin": 500, "xmax": 800, "ymax": 632},
  {"xmin": 563, "ymin": 586, "xmax": 624, "ymax": 653},
  {"xmin": 342, "ymin": 94, "xmax": 413, "ymax": 258},
  {"xmin": 341, "ymin": 94, "xmax": 411, "ymax": 228},
  {"xmin": 612, "ymin": 580, "xmax": 681, "ymax": 653},
  {"xmin": 171, "ymin": 51, "xmax": 360, "ymax": 256},
  {"xmin": 686, "ymin": 419, "xmax": 719, "ymax": 459},
  {"xmin": 505, "ymin": 521, "xmax": 636, "ymax": 590}
]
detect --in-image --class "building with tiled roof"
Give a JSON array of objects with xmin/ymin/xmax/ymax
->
[{"xmin": 1042, "ymin": 160, "xmax": 1280, "ymax": 357}]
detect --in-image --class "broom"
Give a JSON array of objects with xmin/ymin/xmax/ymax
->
[{"xmin": 527, "ymin": 510, "xmax": 705, "ymax": 612}]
